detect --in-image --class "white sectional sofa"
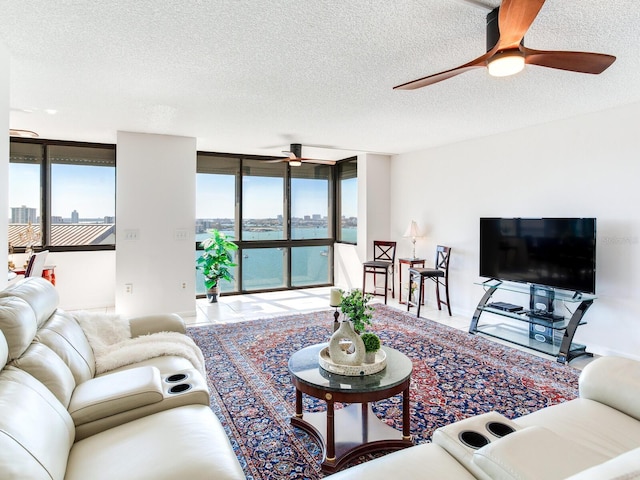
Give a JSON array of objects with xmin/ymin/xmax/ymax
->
[
  {"xmin": 327, "ymin": 355, "xmax": 640, "ymax": 479},
  {"xmin": 0, "ymin": 277, "xmax": 245, "ymax": 480}
]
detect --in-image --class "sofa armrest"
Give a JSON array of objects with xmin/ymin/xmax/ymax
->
[
  {"xmin": 472, "ymin": 426, "xmax": 609, "ymax": 480},
  {"xmin": 128, "ymin": 313, "xmax": 186, "ymax": 337},
  {"xmin": 68, "ymin": 366, "xmax": 163, "ymax": 425},
  {"xmin": 579, "ymin": 356, "xmax": 640, "ymax": 421}
]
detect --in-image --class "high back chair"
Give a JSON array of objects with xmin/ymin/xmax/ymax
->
[
  {"xmin": 362, "ymin": 241, "xmax": 396, "ymax": 304},
  {"xmin": 25, "ymin": 250, "xmax": 48, "ymax": 278},
  {"xmin": 407, "ymin": 245, "xmax": 451, "ymax": 317}
]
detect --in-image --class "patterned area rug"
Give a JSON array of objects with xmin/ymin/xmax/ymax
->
[{"xmin": 187, "ymin": 305, "xmax": 580, "ymax": 480}]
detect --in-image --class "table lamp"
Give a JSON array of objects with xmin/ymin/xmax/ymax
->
[
  {"xmin": 330, "ymin": 288, "xmax": 342, "ymax": 331},
  {"xmin": 403, "ymin": 220, "xmax": 422, "ymax": 259}
]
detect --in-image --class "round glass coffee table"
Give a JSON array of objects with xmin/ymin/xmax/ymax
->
[{"xmin": 288, "ymin": 343, "xmax": 413, "ymax": 473}]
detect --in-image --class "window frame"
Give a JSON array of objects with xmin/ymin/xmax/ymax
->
[
  {"xmin": 9, "ymin": 138, "xmax": 117, "ymax": 253},
  {"xmin": 335, "ymin": 157, "xmax": 358, "ymax": 245},
  {"xmin": 196, "ymin": 152, "xmax": 355, "ymax": 295}
]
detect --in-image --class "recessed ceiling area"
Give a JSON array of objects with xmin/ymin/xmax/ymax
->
[{"xmin": 1, "ymin": 0, "xmax": 639, "ymax": 159}]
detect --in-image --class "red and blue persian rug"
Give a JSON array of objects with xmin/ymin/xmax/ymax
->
[{"xmin": 187, "ymin": 305, "xmax": 580, "ymax": 480}]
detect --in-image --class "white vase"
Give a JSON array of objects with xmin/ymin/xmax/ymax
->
[{"xmin": 328, "ymin": 321, "xmax": 365, "ymax": 366}]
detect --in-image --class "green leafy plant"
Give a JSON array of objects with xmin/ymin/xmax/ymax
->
[
  {"xmin": 339, "ymin": 289, "xmax": 374, "ymax": 334},
  {"xmin": 361, "ymin": 332, "xmax": 381, "ymax": 353},
  {"xmin": 196, "ymin": 229, "xmax": 238, "ymax": 289}
]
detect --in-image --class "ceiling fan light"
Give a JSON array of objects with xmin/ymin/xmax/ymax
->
[
  {"xmin": 488, "ymin": 51, "xmax": 525, "ymax": 77},
  {"xmin": 289, "ymin": 160, "xmax": 302, "ymax": 167}
]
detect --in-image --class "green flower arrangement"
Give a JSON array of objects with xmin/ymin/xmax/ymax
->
[{"xmin": 339, "ymin": 288, "xmax": 375, "ymax": 334}]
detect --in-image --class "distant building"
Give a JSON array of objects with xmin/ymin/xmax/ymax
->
[
  {"xmin": 11, "ymin": 205, "xmax": 36, "ymax": 224},
  {"xmin": 71, "ymin": 210, "xmax": 79, "ymax": 223}
]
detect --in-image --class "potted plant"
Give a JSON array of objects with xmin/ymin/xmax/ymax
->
[
  {"xmin": 196, "ymin": 229, "xmax": 238, "ymax": 303},
  {"xmin": 339, "ymin": 289, "xmax": 375, "ymax": 334},
  {"xmin": 361, "ymin": 332, "xmax": 381, "ymax": 364}
]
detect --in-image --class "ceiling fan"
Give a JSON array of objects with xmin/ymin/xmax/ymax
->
[
  {"xmin": 267, "ymin": 144, "xmax": 337, "ymax": 167},
  {"xmin": 394, "ymin": 0, "xmax": 616, "ymax": 90},
  {"xmin": 9, "ymin": 129, "xmax": 39, "ymax": 137}
]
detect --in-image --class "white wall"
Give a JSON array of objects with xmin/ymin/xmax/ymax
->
[
  {"xmin": 115, "ymin": 132, "xmax": 196, "ymax": 317},
  {"xmin": 0, "ymin": 42, "xmax": 8, "ymax": 290},
  {"xmin": 390, "ymin": 101, "xmax": 640, "ymax": 360}
]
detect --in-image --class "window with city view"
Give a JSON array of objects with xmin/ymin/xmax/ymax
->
[
  {"xmin": 337, "ymin": 159, "xmax": 358, "ymax": 244},
  {"xmin": 8, "ymin": 140, "xmax": 116, "ymax": 252},
  {"xmin": 196, "ymin": 153, "xmax": 354, "ymax": 295}
]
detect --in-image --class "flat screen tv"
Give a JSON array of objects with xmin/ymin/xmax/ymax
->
[{"xmin": 479, "ymin": 218, "xmax": 597, "ymax": 294}]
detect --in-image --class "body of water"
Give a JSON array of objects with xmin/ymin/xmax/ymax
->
[{"xmin": 195, "ymin": 227, "xmax": 356, "ymax": 294}]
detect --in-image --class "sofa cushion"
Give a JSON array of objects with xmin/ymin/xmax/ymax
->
[
  {"xmin": 11, "ymin": 342, "xmax": 76, "ymax": 407},
  {"xmin": 65, "ymin": 405, "xmax": 246, "ymax": 480},
  {"xmin": 0, "ymin": 277, "xmax": 59, "ymax": 327},
  {"xmin": 36, "ymin": 310, "xmax": 96, "ymax": 383},
  {"xmin": 0, "ymin": 296, "xmax": 38, "ymax": 360},
  {"xmin": 515, "ymin": 398, "xmax": 640, "ymax": 459},
  {"xmin": 0, "ymin": 366, "xmax": 74, "ymax": 480},
  {"xmin": 579, "ymin": 356, "xmax": 640, "ymax": 422},
  {"xmin": 472, "ymin": 425, "xmax": 609, "ymax": 480},
  {"xmin": 323, "ymin": 442, "xmax": 477, "ymax": 480},
  {"xmin": 563, "ymin": 447, "xmax": 640, "ymax": 480}
]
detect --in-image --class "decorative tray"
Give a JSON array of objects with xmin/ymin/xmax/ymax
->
[{"xmin": 318, "ymin": 347, "xmax": 387, "ymax": 376}]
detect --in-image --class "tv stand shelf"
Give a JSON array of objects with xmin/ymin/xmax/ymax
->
[{"xmin": 470, "ymin": 280, "xmax": 596, "ymax": 364}]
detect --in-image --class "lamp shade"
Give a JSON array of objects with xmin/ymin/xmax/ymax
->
[
  {"xmin": 329, "ymin": 288, "xmax": 342, "ymax": 307},
  {"xmin": 403, "ymin": 220, "xmax": 422, "ymax": 238}
]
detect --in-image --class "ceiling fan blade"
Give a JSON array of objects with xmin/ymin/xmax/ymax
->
[
  {"xmin": 495, "ymin": 0, "xmax": 546, "ymax": 50},
  {"xmin": 300, "ymin": 158, "xmax": 337, "ymax": 165},
  {"xmin": 264, "ymin": 158, "xmax": 287, "ymax": 163},
  {"xmin": 393, "ymin": 51, "xmax": 492, "ymax": 90},
  {"xmin": 524, "ymin": 48, "xmax": 616, "ymax": 74}
]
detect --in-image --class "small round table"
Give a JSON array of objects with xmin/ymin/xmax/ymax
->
[{"xmin": 288, "ymin": 343, "xmax": 413, "ymax": 473}]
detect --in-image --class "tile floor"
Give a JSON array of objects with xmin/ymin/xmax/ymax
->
[{"xmin": 186, "ymin": 286, "xmax": 594, "ymax": 369}]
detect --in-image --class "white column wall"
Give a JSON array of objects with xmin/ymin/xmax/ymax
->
[
  {"xmin": 390, "ymin": 101, "xmax": 640, "ymax": 360},
  {"xmin": 115, "ymin": 132, "xmax": 196, "ymax": 317}
]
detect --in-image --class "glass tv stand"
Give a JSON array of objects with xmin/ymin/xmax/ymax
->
[{"xmin": 469, "ymin": 280, "xmax": 596, "ymax": 364}]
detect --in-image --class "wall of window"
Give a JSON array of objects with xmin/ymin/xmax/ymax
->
[
  {"xmin": 196, "ymin": 153, "xmax": 347, "ymax": 295},
  {"xmin": 8, "ymin": 139, "xmax": 116, "ymax": 252}
]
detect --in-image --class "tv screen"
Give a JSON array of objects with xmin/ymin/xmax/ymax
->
[{"xmin": 479, "ymin": 218, "xmax": 597, "ymax": 294}]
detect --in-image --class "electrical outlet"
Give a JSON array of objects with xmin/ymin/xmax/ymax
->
[
  {"xmin": 124, "ymin": 229, "xmax": 139, "ymax": 241},
  {"xmin": 181, "ymin": 282, "xmax": 186, "ymax": 289},
  {"xmin": 125, "ymin": 283, "xmax": 133, "ymax": 294}
]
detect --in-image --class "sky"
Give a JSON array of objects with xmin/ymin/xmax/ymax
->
[
  {"xmin": 196, "ymin": 174, "xmax": 358, "ymax": 219},
  {"xmin": 10, "ymin": 166, "xmax": 357, "ymax": 221},
  {"xmin": 9, "ymin": 163, "xmax": 116, "ymax": 219}
]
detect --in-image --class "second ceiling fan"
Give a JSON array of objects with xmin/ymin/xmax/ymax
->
[
  {"xmin": 268, "ymin": 144, "xmax": 336, "ymax": 167},
  {"xmin": 394, "ymin": 0, "xmax": 616, "ymax": 90}
]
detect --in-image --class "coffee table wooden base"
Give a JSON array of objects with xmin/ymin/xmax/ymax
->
[{"xmin": 291, "ymin": 403, "xmax": 412, "ymax": 473}]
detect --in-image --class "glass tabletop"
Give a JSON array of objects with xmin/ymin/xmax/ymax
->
[{"xmin": 288, "ymin": 343, "xmax": 412, "ymax": 394}]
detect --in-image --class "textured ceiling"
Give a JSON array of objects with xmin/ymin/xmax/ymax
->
[{"xmin": 1, "ymin": 0, "xmax": 639, "ymax": 160}]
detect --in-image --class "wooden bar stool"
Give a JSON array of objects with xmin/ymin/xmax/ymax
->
[{"xmin": 407, "ymin": 245, "xmax": 451, "ymax": 317}]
